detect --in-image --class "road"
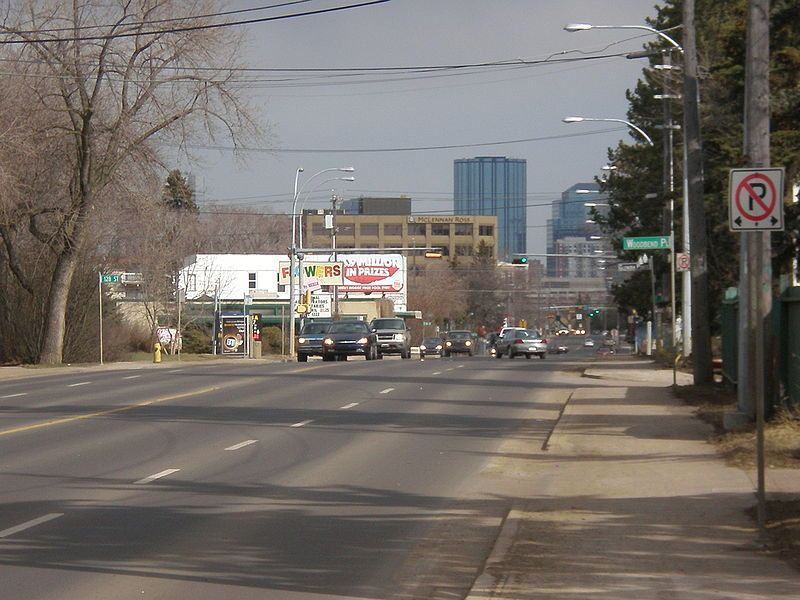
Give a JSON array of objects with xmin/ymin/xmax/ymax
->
[{"xmin": 0, "ymin": 339, "xmax": 601, "ymax": 599}]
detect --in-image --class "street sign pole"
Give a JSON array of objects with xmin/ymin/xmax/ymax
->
[{"xmin": 98, "ymin": 272, "xmax": 103, "ymax": 365}]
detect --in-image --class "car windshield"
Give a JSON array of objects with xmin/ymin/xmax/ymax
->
[
  {"xmin": 516, "ymin": 329, "xmax": 541, "ymax": 339},
  {"xmin": 371, "ymin": 319, "xmax": 405, "ymax": 330},
  {"xmin": 329, "ymin": 322, "xmax": 368, "ymax": 334},
  {"xmin": 448, "ymin": 331, "xmax": 471, "ymax": 340},
  {"xmin": 423, "ymin": 337, "xmax": 441, "ymax": 346},
  {"xmin": 301, "ymin": 323, "xmax": 329, "ymax": 335}
]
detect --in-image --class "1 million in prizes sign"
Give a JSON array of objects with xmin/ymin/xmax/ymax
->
[
  {"xmin": 339, "ymin": 254, "xmax": 406, "ymax": 293},
  {"xmin": 729, "ymin": 168, "xmax": 785, "ymax": 231}
]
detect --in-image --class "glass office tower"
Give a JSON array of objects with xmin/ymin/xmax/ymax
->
[{"xmin": 454, "ymin": 157, "xmax": 527, "ymax": 261}]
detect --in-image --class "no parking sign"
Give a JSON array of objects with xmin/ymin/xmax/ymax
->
[{"xmin": 729, "ymin": 168, "xmax": 784, "ymax": 231}]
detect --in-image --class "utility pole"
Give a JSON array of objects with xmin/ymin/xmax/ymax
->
[
  {"xmin": 331, "ymin": 193, "xmax": 340, "ymax": 319},
  {"xmin": 682, "ymin": 0, "xmax": 712, "ymax": 383},
  {"xmin": 744, "ymin": 0, "xmax": 771, "ymax": 534}
]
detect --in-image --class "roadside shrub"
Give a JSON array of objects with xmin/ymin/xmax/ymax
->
[
  {"xmin": 262, "ymin": 326, "xmax": 284, "ymax": 354},
  {"xmin": 182, "ymin": 324, "xmax": 211, "ymax": 354}
]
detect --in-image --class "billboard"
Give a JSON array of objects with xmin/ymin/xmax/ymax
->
[
  {"xmin": 278, "ymin": 262, "xmax": 343, "ymax": 285},
  {"xmin": 220, "ymin": 315, "xmax": 247, "ymax": 355},
  {"xmin": 339, "ymin": 254, "xmax": 406, "ymax": 293}
]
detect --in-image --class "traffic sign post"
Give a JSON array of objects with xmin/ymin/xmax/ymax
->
[{"xmin": 728, "ymin": 168, "xmax": 784, "ymax": 231}]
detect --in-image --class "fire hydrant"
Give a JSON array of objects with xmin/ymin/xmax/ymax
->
[{"xmin": 153, "ymin": 342, "xmax": 162, "ymax": 364}]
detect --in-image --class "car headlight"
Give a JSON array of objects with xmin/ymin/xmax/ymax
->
[
  {"xmin": 298, "ymin": 337, "xmax": 307, "ymax": 344},
  {"xmin": 446, "ymin": 341, "xmax": 452, "ymax": 347},
  {"xmin": 436, "ymin": 345, "xmax": 442, "ymax": 350},
  {"xmin": 323, "ymin": 338, "xmax": 334, "ymax": 346},
  {"xmin": 465, "ymin": 340, "xmax": 472, "ymax": 346},
  {"xmin": 357, "ymin": 337, "xmax": 368, "ymax": 345},
  {"xmin": 394, "ymin": 333, "xmax": 404, "ymax": 341},
  {"xmin": 419, "ymin": 344, "xmax": 427, "ymax": 351}
]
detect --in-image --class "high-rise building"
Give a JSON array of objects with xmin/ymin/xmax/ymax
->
[
  {"xmin": 547, "ymin": 183, "xmax": 609, "ymax": 277},
  {"xmin": 454, "ymin": 156, "xmax": 526, "ymax": 261}
]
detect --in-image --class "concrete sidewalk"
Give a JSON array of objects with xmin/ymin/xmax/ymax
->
[{"xmin": 468, "ymin": 359, "xmax": 800, "ymax": 599}]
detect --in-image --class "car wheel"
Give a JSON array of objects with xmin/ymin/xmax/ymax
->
[
  {"xmin": 495, "ymin": 351, "xmax": 502, "ymax": 359},
  {"xmin": 539, "ymin": 353, "xmax": 546, "ymax": 359},
  {"xmin": 298, "ymin": 354, "xmax": 308, "ymax": 362},
  {"xmin": 377, "ymin": 352, "xmax": 384, "ymax": 359},
  {"xmin": 525, "ymin": 354, "xmax": 531, "ymax": 359},
  {"xmin": 468, "ymin": 350, "xmax": 474, "ymax": 357},
  {"xmin": 443, "ymin": 351, "xmax": 450, "ymax": 358},
  {"xmin": 402, "ymin": 349, "xmax": 411, "ymax": 359},
  {"xmin": 322, "ymin": 354, "xmax": 333, "ymax": 362},
  {"xmin": 366, "ymin": 347, "xmax": 374, "ymax": 360},
  {"xmin": 508, "ymin": 349, "xmax": 515, "ymax": 359}
]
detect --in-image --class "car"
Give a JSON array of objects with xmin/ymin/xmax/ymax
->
[
  {"xmin": 296, "ymin": 320, "xmax": 331, "ymax": 362},
  {"xmin": 583, "ymin": 337, "xmax": 595, "ymax": 348},
  {"xmin": 442, "ymin": 330, "xmax": 475, "ymax": 357},
  {"xmin": 369, "ymin": 317, "xmax": 412, "ymax": 359},
  {"xmin": 549, "ymin": 343, "xmax": 569, "ymax": 354},
  {"xmin": 495, "ymin": 328, "xmax": 548, "ymax": 359},
  {"xmin": 604, "ymin": 337, "xmax": 616, "ymax": 347},
  {"xmin": 419, "ymin": 336, "xmax": 443, "ymax": 358},
  {"xmin": 321, "ymin": 320, "xmax": 378, "ymax": 361}
]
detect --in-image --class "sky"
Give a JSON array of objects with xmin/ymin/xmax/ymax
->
[{"xmin": 181, "ymin": 0, "xmax": 664, "ymax": 255}]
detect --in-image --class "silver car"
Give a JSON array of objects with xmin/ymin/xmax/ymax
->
[{"xmin": 495, "ymin": 328, "xmax": 548, "ymax": 359}]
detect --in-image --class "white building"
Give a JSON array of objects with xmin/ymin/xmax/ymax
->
[{"xmin": 181, "ymin": 253, "xmax": 408, "ymax": 312}]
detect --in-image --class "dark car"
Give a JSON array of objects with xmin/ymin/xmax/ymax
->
[
  {"xmin": 419, "ymin": 336, "xmax": 443, "ymax": 358},
  {"xmin": 369, "ymin": 317, "xmax": 412, "ymax": 359},
  {"xmin": 442, "ymin": 330, "xmax": 475, "ymax": 357},
  {"xmin": 322, "ymin": 320, "xmax": 377, "ymax": 361},
  {"xmin": 296, "ymin": 321, "xmax": 330, "ymax": 362}
]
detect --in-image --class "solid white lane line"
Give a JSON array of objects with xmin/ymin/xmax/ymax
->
[
  {"xmin": 432, "ymin": 371, "xmax": 442, "ymax": 375},
  {"xmin": 0, "ymin": 513, "xmax": 64, "ymax": 538},
  {"xmin": 339, "ymin": 402, "xmax": 359, "ymax": 410},
  {"xmin": 379, "ymin": 387, "xmax": 395, "ymax": 394},
  {"xmin": 225, "ymin": 439, "xmax": 258, "ymax": 451},
  {"xmin": 134, "ymin": 469, "xmax": 181, "ymax": 485},
  {"xmin": 1, "ymin": 393, "xmax": 27, "ymax": 399},
  {"xmin": 290, "ymin": 420, "xmax": 313, "ymax": 428},
  {"xmin": 167, "ymin": 369, "xmax": 182, "ymax": 373},
  {"xmin": 122, "ymin": 375, "xmax": 141, "ymax": 380},
  {"xmin": 456, "ymin": 365, "xmax": 465, "ymax": 369},
  {"xmin": 67, "ymin": 381, "xmax": 91, "ymax": 387}
]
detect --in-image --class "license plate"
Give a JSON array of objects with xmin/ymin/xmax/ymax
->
[{"xmin": 381, "ymin": 343, "xmax": 389, "ymax": 348}]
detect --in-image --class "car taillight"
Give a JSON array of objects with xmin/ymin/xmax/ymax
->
[
  {"xmin": 541, "ymin": 339, "xmax": 548, "ymax": 344},
  {"xmin": 514, "ymin": 339, "xmax": 524, "ymax": 344}
]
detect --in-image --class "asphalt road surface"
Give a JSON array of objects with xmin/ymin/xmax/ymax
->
[{"xmin": 0, "ymin": 339, "xmax": 602, "ymax": 599}]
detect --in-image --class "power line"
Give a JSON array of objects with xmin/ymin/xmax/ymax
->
[
  {"xmin": 187, "ymin": 125, "xmax": 626, "ymax": 155},
  {"xmin": 4, "ymin": 1, "xmax": 317, "ymax": 36},
  {"xmin": 0, "ymin": 0, "xmax": 393, "ymax": 45}
]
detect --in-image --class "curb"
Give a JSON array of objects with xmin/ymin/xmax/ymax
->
[{"xmin": 464, "ymin": 507, "xmax": 523, "ymax": 600}]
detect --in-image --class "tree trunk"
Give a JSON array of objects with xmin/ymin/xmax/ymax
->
[{"xmin": 39, "ymin": 248, "xmax": 80, "ymax": 364}]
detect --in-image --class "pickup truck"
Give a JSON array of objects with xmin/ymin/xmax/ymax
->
[{"xmin": 369, "ymin": 317, "xmax": 412, "ymax": 359}]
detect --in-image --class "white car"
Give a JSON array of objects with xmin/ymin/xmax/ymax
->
[
  {"xmin": 495, "ymin": 328, "xmax": 548, "ymax": 359},
  {"xmin": 583, "ymin": 337, "xmax": 595, "ymax": 348}
]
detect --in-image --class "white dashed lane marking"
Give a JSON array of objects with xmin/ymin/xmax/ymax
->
[
  {"xmin": 339, "ymin": 402, "xmax": 359, "ymax": 410},
  {"xmin": 0, "ymin": 513, "xmax": 64, "ymax": 538},
  {"xmin": 291, "ymin": 420, "xmax": 313, "ymax": 428},
  {"xmin": 1, "ymin": 393, "xmax": 27, "ymax": 399},
  {"xmin": 225, "ymin": 440, "xmax": 258, "ymax": 451},
  {"xmin": 67, "ymin": 382, "xmax": 91, "ymax": 387},
  {"xmin": 135, "ymin": 469, "xmax": 181, "ymax": 485},
  {"xmin": 379, "ymin": 388, "xmax": 395, "ymax": 394}
]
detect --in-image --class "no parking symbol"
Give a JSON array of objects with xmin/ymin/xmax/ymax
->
[{"xmin": 729, "ymin": 168, "xmax": 784, "ymax": 231}]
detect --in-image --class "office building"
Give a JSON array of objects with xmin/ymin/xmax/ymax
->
[{"xmin": 454, "ymin": 156, "xmax": 526, "ymax": 261}]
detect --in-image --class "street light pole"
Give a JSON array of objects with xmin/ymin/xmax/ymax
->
[
  {"xmin": 288, "ymin": 167, "xmax": 355, "ymax": 359},
  {"xmin": 562, "ymin": 116, "xmax": 655, "ymax": 147}
]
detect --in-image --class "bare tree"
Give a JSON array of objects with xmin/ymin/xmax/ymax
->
[{"xmin": 0, "ymin": 0, "xmax": 259, "ymax": 363}]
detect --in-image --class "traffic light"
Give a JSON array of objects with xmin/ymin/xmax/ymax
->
[{"xmin": 512, "ymin": 256, "xmax": 529, "ymax": 265}]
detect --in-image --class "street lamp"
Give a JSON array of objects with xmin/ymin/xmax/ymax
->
[
  {"xmin": 289, "ymin": 167, "xmax": 355, "ymax": 360},
  {"xmin": 298, "ymin": 176, "xmax": 356, "ymax": 249},
  {"xmin": 563, "ymin": 116, "xmax": 654, "ymax": 147},
  {"xmin": 563, "ymin": 23, "xmax": 682, "ymax": 52}
]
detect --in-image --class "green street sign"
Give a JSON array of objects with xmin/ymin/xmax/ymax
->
[
  {"xmin": 101, "ymin": 274, "xmax": 121, "ymax": 284},
  {"xmin": 622, "ymin": 235, "xmax": 672, "ymax": 251},
  {"xmin": 423, "ymin": 321, "xmax": 432, "ymax": 326}
]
